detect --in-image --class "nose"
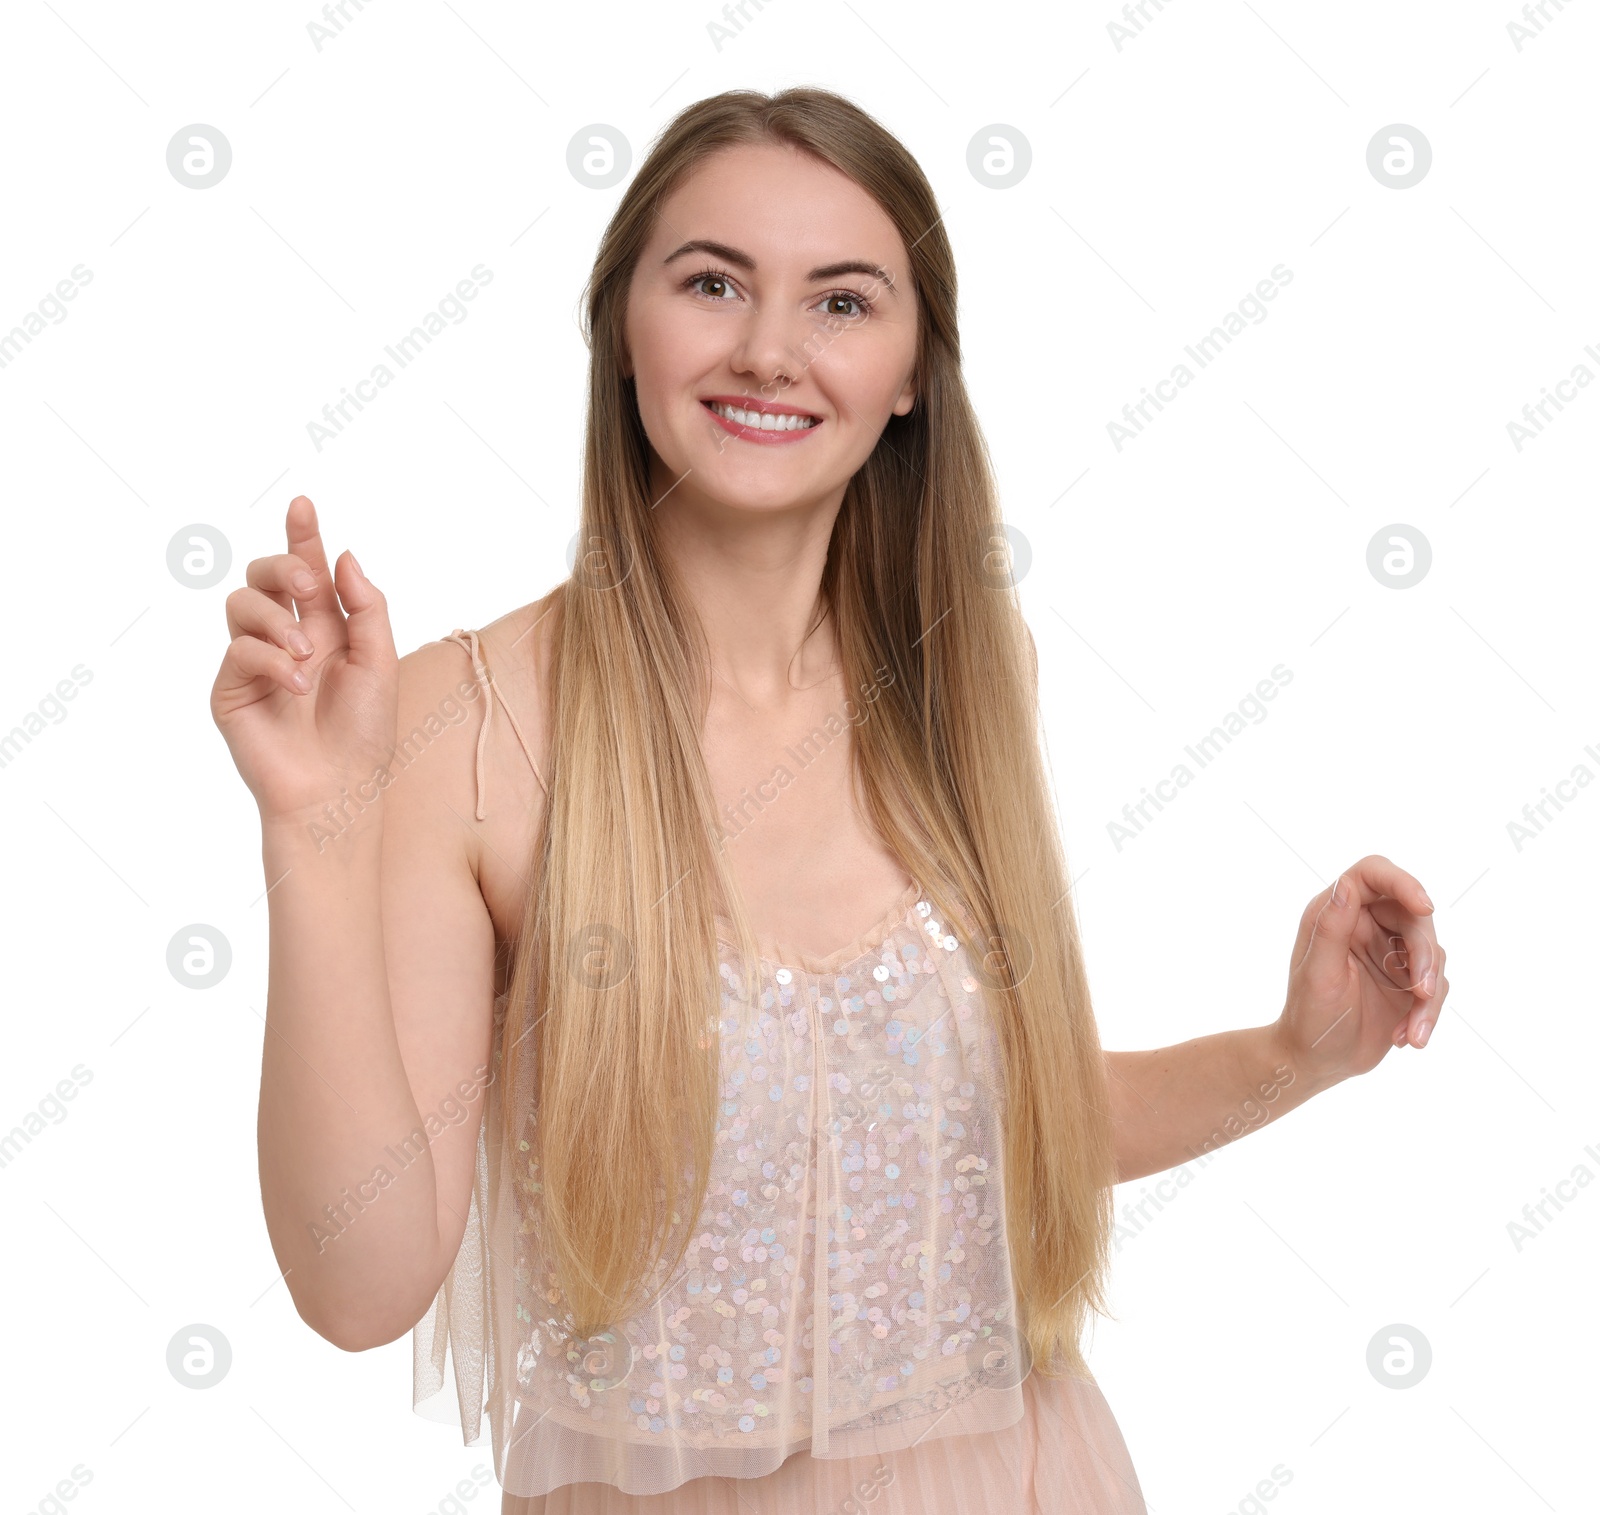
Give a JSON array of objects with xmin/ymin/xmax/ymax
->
[{"xmin": 729, "ymin": 299, "xmax": 810, "ymax": 397}]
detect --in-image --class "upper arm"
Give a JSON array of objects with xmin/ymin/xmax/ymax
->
[{"xmin": 379, "ymin": 638, "xmax": 499, "ymax": 1300}]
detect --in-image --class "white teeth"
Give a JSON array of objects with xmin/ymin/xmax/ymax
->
[{"xmin": 710, "ymin": 401, "xmax": 817, "ymax": 432}]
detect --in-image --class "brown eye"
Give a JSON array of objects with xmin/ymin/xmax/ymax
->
[
  {"xmin": 687, "ymin": 270, "xmax": 737, "ymax": 301},
  {"xmin": 823, "ymin": 293, "xmax": 869, "ymax": 320}
]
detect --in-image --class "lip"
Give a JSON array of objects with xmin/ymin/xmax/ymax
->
[{"xmin": 700, "ymin": 395, "xmax": 825, "ymax": 447}]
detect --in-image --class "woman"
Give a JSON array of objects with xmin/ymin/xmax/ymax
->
[{"xmin": 211, "ymin": 87, "xmax": 1449, "ymax": 1512}]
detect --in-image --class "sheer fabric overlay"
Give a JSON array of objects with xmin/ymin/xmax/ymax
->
[
  {"xmin": 496, "ymin": 1365, "xmax": 1148, "ymax": 1513},
  {"xmin": 414, "ymin": 881, "xmax": 1042, "ymax": 1499}
]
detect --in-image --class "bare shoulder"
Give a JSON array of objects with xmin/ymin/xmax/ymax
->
[
  {"xmin": 386, "ymin": 631, "xmax": 493, "ymax": 874},
  {"xmin": 476, "ymin": 589, "xmax": 561, "ymax": 723},
  {"xmin": 392, "ymin": 592, "xmax": 560, "ymax": 942}
]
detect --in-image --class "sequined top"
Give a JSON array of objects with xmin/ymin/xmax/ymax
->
[{"xmin": 413, "ymin": 629, "xmax": 1031, "ymax": 1501}]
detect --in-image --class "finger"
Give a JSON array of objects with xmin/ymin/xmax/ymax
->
[
  {"xmin": 213, "ymin": 633, "xmax": 312, "ymax": 708},
  {"xmin": 331, "ymin": 549, "xmax": 395, "ymax": 671},
  {"xmin": 1367, "ymin": 897, "xmax": 1444, "ymax": 1044},
  {"xmin": 224, "ymin": 585, "xmax": 317, "ymax": 661},
  {"xmin": 1403, "ymin": 948, "xmax": 1448, "ymax": 1049},
  {"xmin": 284, "ymin": 495, "xmax": 345, "ymax": 635},
  {"xmin": 244, "ymin": 552, "xmax": 322, "ymax": 616},
  {"xmin": 1339, "ymin": 854, "xmax": 1434, "ymax": 919},
  {"xmin": 1363, "ymin": 898, "xmax": 1441, "ymax": 1000},
  {"xmin": 1292, "ymin": 872, "xmax": 1363, "ymax": 997},
  {"xmin": 1395, "ymin": 980, "xmax": 1449, "ymax": 1047},
  {"xmin": 1372, "ymin": 926, "xmax": 1417, "ymax": 992}
]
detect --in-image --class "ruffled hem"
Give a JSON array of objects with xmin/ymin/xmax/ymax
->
[{"xmin": 494, "ymin": 1366, "xmax": 1147, "ymax": 1513}]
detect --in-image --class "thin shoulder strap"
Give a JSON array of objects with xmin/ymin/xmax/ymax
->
[{"xmin": 440, "ymin": 627, "xmax": 549, "ymax": 819}]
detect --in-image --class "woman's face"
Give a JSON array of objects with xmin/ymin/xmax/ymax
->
[{"xmin": 624, "ymin": 140, "xmax": 919, "ymax": 517}]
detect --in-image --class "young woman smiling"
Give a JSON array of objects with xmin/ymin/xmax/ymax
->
[{"xmin": 212, "ymin": 87, "xmax": 1449, "ymax": 1513}]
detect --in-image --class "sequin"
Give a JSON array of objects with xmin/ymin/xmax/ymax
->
[{"xmin": 434, "ymin": 884, "xmax": 1023, "ymax": 1492}]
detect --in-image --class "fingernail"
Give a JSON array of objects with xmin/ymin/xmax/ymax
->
[
  {"xmin": 1420, "ymin": 890, "xmax": 1435, "ymax": 910},
  {"xmin": 349, "ymin": 552, "xmax": 364, "ymax": 578},
  {"xmin": 291, "ymin": 669, "xmax": 311, "ymax": 691},
  {"xmin": 287, "ymin": 628, "xmax": 313, "ymax": 657},
  {"xmin": 1423, "ymin": 969, "xmax": 1436, "ymax": 995},
  {"xmin": 292, "ymin": 573, "xmax": 317, "ymax": 593},
  {"xmin": 1415, "ymin": 1019, "xmax": 1432, "ymax": 1047},
  {"xmin": 1332, "ymin": 875, "xmax": 1347, "ymax": 906}
]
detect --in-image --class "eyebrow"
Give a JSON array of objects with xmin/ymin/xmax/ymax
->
[{"xmin": 662, "ymin": 239, "xmax": 898, "ymax": 295}]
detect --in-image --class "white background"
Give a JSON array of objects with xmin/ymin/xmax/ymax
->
[{"xmin": 1, "ymin": 2, "xmax": 1595, "ymax": 1512}]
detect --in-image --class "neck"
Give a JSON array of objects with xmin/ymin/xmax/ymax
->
[{"xmin": 648, "ymin": 453, "xmax": 845, "ymax": 707}]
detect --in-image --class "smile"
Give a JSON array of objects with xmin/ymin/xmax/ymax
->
[{"xmin": 702, "ymin": 398, "xmax": 822, "ymax": 445}]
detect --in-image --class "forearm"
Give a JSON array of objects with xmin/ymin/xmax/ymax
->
[
  {"xmin": 1106, "ymin": 1021, "xmax": 1338, "ymax": 1184},
  {"xmin": 257, "ymin": 809, "xmax": 447, "ymax": 1349}
]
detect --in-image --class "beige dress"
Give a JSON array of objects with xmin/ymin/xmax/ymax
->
[{"xmin": 414, "ymin": 630, "xmax": 1148, "ymax": 1515}]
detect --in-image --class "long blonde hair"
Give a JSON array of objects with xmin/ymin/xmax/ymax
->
[{"xmin": 498, "ymin": 86, "xmax": 1116, "ymax": 1379}]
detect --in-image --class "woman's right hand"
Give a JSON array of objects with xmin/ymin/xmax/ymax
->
[{"xmin": 210, "ymin": 494, "xmax": 399, "ymax": 827}]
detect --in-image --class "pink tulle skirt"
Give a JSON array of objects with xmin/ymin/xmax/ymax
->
[{"xmin": 500, "ymin": 1367, "xmax": 1146, "ymax": 1514}]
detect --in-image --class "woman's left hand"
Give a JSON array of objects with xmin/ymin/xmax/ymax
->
[{"xmin": 1275, "ymin": 854, "xmax": 1449, "ymax": 1092}]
